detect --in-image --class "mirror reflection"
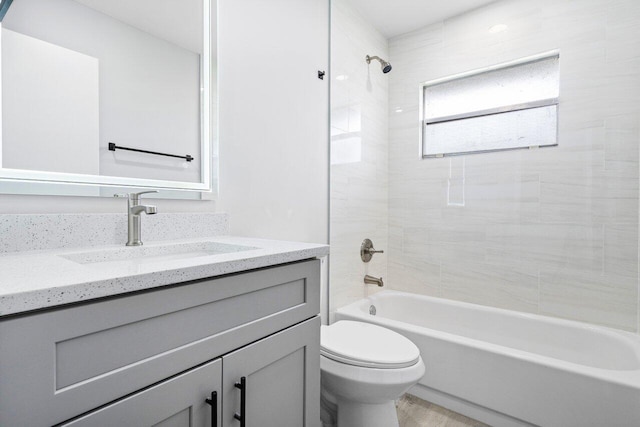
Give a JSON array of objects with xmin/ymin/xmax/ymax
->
[{"xmin": 0, "ymin": 0, "xmax": 213, "ymax": 191}]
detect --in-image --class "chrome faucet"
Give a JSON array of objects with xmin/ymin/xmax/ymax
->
[
  {"xmin": 364, "ymin": 275, "xmax": 384, "ymax": 287},
  {"xmin": 114, "ymin": 191, "xmax": 158, "ymax": 246}
]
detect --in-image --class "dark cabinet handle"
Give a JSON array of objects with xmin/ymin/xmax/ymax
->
[
  {"xmin": 234, "ymin": 376, "xmax": 246, "ymax": 426},
  {"xmin": 205, "ymin": 391, "xmax": 218, "ymax": 427}
]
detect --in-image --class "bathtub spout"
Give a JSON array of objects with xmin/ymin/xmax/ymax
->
[{"xmin": 364, "ymin": 275, "xmax": 384, "ymax": 287}]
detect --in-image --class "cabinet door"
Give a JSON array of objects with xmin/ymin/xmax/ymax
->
[
  {"xmin": 60, "ymin": 359, "xmax": 222, "ymax": 427},
  {"xmin": 222, "ymin": 317, "xmax": 321, "ymax": 427}
]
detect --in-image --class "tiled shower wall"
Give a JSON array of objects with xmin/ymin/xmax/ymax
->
[
  {"xmin": 387, "ymin": 0, "xmax": 640, "ymax": 332},
  {"xmin": 330, "ymin": 0, "xmax": 389, "ymax": 312}
]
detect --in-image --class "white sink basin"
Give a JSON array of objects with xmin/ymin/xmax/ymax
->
[{"xmin": 60, "ymin": 241, "xmax": 258, "ymax": 265}]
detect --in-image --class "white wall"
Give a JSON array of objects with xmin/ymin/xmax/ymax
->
[
  {"xmin": 387, "ymin": 0, "xmax": 640, "ymax": 332},
  {"xmin": 330, "ymin": 0, "xmax": 389, "ymax": 313},
  {"xmin": 217, "ymin": 0, "xmax": 329, "ymax": 244}
]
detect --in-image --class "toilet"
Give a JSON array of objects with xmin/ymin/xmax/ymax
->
[{"xmin": 320, "ymin": 321, "xmax": 425, "ymax": 427}]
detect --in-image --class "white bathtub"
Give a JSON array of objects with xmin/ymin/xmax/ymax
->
[{"xmin": 335, "ymin": 290, "xmax": 640, "ymax": 427}]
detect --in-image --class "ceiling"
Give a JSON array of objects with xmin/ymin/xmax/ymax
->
[
  {"xmin": 39, "ymin": 0, "xmax": 490, "ymax": 55},
  {"xmin": 74, "ymin": 0, "xmax": 208, "ymax": 53},
  {"xmin": 345, "ymin": 0, "xmax": 498, "ymax": 38}
]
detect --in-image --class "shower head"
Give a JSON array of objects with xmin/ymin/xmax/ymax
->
[{"xmin": 366, "ymin": 55, "xmax": 392, "ymax": 74}]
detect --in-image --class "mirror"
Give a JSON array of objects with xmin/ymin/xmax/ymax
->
[{"xmin": 0, "ymin": 0, "xmax": 215, "ymax": 197}]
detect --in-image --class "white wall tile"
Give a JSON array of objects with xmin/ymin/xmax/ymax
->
[
  {"xmin": 330, "ymin": 0, "xmax": 389, "ymax": 312},
  {"xmin": 387, "ymin": 0, "xmax": 640, "ymax": 332},
  {"xmin": 539, "ymin": 267, "xmax": 637, "ymax": 331}
]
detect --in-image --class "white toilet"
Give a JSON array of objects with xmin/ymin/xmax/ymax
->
[{"xmin": 320, "ymin": 321, "xmax": 425, "ymax": 427}]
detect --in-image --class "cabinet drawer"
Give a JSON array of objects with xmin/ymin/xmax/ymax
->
[
  {"xmin": 0, "ymin": 259, "xmax": 320, "ymax": 426},
  {"xmin": 60, "ymin": 359, "xmax": 222, "ymax": 427}
]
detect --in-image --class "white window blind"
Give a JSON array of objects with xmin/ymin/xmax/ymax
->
[{"xmin": 422, "ymin": 54, "xmax": 559, "ymax": 157}]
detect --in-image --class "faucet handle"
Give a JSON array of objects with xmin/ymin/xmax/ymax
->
[{"xmin": 360, "ymin": 238, "xmax": 384, "ymax": 263}]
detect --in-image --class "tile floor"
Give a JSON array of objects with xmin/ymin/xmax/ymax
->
[{"xmin": 397, "ymin": 394, "xmax": 490, "ymax": 427}]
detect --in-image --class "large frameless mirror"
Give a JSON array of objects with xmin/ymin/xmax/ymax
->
[{"xmin": 0, "ymin": 0, "xmax": 216, "ymax": 198}]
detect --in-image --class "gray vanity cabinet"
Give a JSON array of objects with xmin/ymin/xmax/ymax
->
[{"xmin": 0, "ymin": 259, "xmax": 321, "ymax": 426}]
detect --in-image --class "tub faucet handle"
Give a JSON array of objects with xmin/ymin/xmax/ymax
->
[{"xmin": 361, "ymin": 238, "xmax": 384, "ymax": 262}]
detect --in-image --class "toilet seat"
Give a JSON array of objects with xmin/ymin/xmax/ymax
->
[{"xmin": 321, "ymin": 321, "xmax": 420, "ymax": 369}]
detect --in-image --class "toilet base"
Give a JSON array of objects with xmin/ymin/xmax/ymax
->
[{"xmin": 321, "ymin": 390, "xmax": 399, "ymax": 427}]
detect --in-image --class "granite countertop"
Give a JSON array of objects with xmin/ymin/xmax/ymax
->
[{"xmin": 0, "ymin": 236, "xmax": 329, "ymax": 316}]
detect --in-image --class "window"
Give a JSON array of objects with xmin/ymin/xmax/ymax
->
[{"xmin": 421, "ymin": 53, "xmax": 559, "ymax": 157}]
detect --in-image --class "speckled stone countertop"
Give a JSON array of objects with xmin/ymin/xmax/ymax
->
[{"xmin": 0, "ymin": 236, "xmax": 329, "ymax": 316}]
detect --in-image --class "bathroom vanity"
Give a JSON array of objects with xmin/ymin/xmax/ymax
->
[{"xmin": 0, "ymin": 233, "xmax": 328, "ymax": 426}]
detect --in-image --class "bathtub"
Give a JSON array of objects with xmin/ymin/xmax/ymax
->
[{"xmin": 335, "ymin": 290, "xmax": 640, "ymax": 427}]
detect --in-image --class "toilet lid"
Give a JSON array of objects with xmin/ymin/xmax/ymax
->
[{"xmin": 321, "ymin": 321, "xmax": 420, "ymax": 369}]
